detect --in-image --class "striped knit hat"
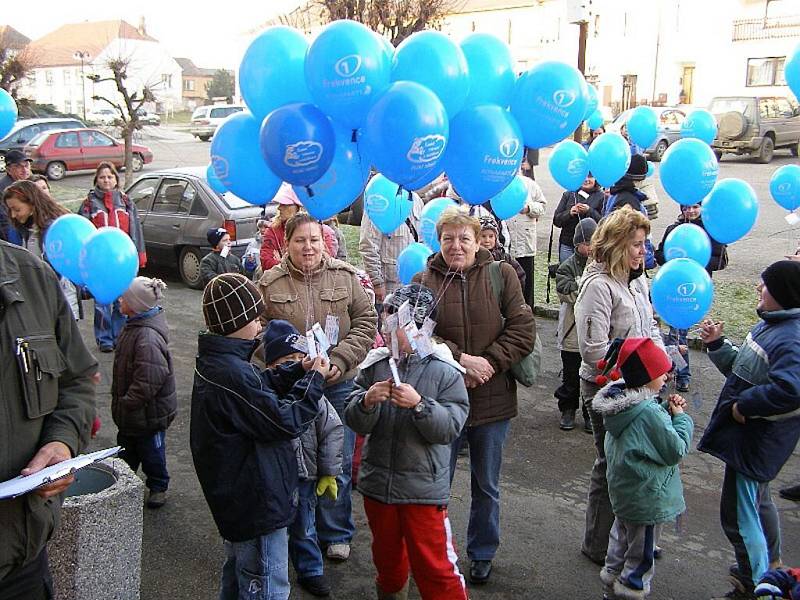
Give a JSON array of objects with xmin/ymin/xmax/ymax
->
[{"xmin": 202, "ymin": 273, "xmax": 264, "ymax": 336}]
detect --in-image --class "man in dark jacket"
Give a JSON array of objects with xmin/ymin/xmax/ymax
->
[
  {"xmin": 604, "ymin": 154, "xmax": 649, "ymax": 216},
  {"xmin": 699, "ymin": 260, "xmax": 800, "ymax": 599},
  {"xmin": 552, "ymin": 173, "xmax": 605, "ymax": 262},
  {"xmin": 200, "ymin": 227, "xmax": 242, "ymax": 288},
  {"xmin": 0, "ymin": 241, "xmax": 97, "ymax": 597},
  {"xmin": 0, "ymin": 150, "xmax": 31, "ymax": 244}
]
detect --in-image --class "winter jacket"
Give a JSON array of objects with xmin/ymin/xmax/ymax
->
[
  {"xmin": 556, "ymin": 251, "xmax": 588, "ymax": 353},
  {"xmin": 199, "ymin": 250, "xmax": 242, "ymax": 288},
  {"xmin": 78, "ymin": 187, "xmax": 146, "ymax": 267},
  {"xmin": 0, "ymin": 175, "xmax": 23, "ymax": 244},
  {"xmin": 292, "ymin": 396, "xmax": 343, "ymax": 480},
  {"xmin": 190, "ymin": 333, "xmax": 325, "ymax": 542},
  {"xmin": 489, "ymin": 246, "xmax": 526, "ymax": 292},
  {"xmin": 111, "ymin": 308, "xmax": 177, "ymax": 436},
  {"xmin": 414, "ymin": 248, "xmax": 536, "ymax": 426},
  {"xmin": 345, "ymin": 345, "xmax": 469, "ymax": 504},
  {"xmin": 506, "ymin": 178, "xmax": 547, "ymax": 258},
  {"xmin": 359, "ymin": 192, "xmax": 423, "ymax": 293},
  {"xmin": 604, "ymin": 183, "xmax": 647, "ymax": 215},
  {"xmin": 595, "ymin": 382, "xmax": 693, "ymax": 525},
  {"xmin": 260, "ymin": 221, "xmax": 339, "ymax": 273},
  {"xmin": 552, "ymin": 188, "xmax": 604, "ymax": 248},
  {"xmin": 0, "ymin": 242, "xmax": 97, "ymax": 580},
  {"xmin": 575, "ymin": 261, "xmax": 665, "ymax": 382},
  {"xmin": 698, "ymin": 308, "xmax": 800, "ymax": 483},
  {"xmin": 654, "ymin": 215, "xmax": 728, "ymax": 274},
  {"xmin": 259, "ymin": 255, "xmax": 377, "ymax": 383}
]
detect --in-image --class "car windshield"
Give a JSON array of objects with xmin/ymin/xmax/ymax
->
[
  {"xmin": 27, "ymin": 132, "xmax": 51, "ymax": 146},
  {"xmin": 709, "ymin": 98, "xmax": 755, "ymax": 116},
  {"xmin": 220, "ymin": 191, "xmax": 258, "ymax": 210}
]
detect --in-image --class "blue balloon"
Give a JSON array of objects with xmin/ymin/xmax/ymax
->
[
  {"xmin": 44, "ymin": 214, "xmax": 97, "ymax": 285},
  {"xmin": 651, "ymin": 258, "xmax": 714, "ymax": 329},
  {"xmin": 489, "ymin": 175, "xmax": 527, "ymax": 220},
  {"xmin": 397, "ymin": 242, "xmax": 433, "ymax": 285},
  {"xmin": 663, "ymin": 223, "xmax": 712, "ymax": 267},
  {"xmin": 419, "ymin": 197, "xmax": 457, "ymax": 251},
  {"xmin": 646, "ymin": 161, "xmax": 655, "ymax": 178},
  {"xmin": 407, "ymin": 169, "xmax": 444, "ymax": 191},
  {"xmin": 260, "ymin": 103, "xmax": 335, "ymax": 187},
  {"xmin": 784, "ymin": 43, "xmax": 800, "ymax": 101},
  {"xmin": 211, "ymin": 111, "xmax": 282, "ymax": 206},
  {"xmin": 364, "ymin": 174, "xmax": 412, "ymax": 234},
  {"xmin": 0, "ymin": 88, "xmax": 17, "ymax": 140},
  {"xmin": 79, "ymin": 227, "xmax": 139, "ymax": 305},
  {"xmin": 442, "ymin": 105, "xmax": 523, "ymax": 205},
  {"xmin": 660, "ymin": 138, "xmax": 719, "ymax": 205},
  {"xmin": 681, "ymin": 109, "xmax": 718, "ymax": 145},
  {"xmin": 305, "ymin": 20, "xmax": 391, "ymax": 130},
  {"xmin": 362, "ymin": 81, "xmax": 449, "ymax": 187},
  {"xmin": 206, "ymin": 164, "xmax": 227, "ymax": 194},
  {"xmin": 460, "ymin": 33, "xmax": 515, "ymax": 108},
  {"xmin": 293, "ymin": 123, "xmax": 369, "ymax": 220},
  {"xmin": 239, "ymin": 27, "xmax": 311, "ymax": 120},
  {"xmin": 393, "ymin": 31, "xmax": 469, "ymax": 118},
  {"xmin": 583, "ymin": 84, "xmax": 599, "ymax": 120},
  {"xmin": 701, "ymin": 178, "xmax": 759, "ymax": 244},
  {"xmin": 588, "ymin": 132, "xmax": 631, "ymax": 188},
  {"xmin": 626, "ymin": 106, "xmax": 658, "ymax": 149},
  {"xmin": 586, "ymin": 110, "xmax": 604, "ymax": 131},
  {"xmin": 770, "ymin": 164, "xmax": 800, "ymax": 211},
  {"xmin": 549, "ymin": 140, "xmax": 589, "ymax": 191},
  {"xmin": 511, "ymin": 61, "xmax": 588, "ymax": 149}
]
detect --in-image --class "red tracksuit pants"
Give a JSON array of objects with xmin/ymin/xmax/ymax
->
[{"xmin": 363, "ymin": 496, "xmax": 468, "ymax": 600}]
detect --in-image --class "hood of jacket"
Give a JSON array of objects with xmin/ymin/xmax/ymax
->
[
  {"xmin": 125, "ymin": 307, "xmax": 169, "ymax": 338},
  {"xmin": 593, "ymin": 381, "xmax": 656, "ymax": 437},
  {"xmin": 197, "ymin": 331, "xmax": 258, "ymax": 362}
]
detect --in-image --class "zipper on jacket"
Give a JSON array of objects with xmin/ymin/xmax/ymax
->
[
  {"xmin": 586, "ymin": 316, "xmax": 593, "ymax": 340},
  {"xmin": 460, "ymin": 273, "xmax": 470, "ymax": 353}
]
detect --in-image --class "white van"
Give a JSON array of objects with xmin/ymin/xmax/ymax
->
[{"xmin": 189, "ymin": 104, "xmax": 244, "ymax": 141}]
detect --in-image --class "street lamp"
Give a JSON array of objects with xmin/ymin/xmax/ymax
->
[{"xmin": 73, "ymin": 51, "xmax": 90, "ymax": 121}]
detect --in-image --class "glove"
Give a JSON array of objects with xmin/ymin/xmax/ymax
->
[
  {"xmin": 755, "ymin": 568, "xmax": 800, "ymax": 598},
  {"xmin": 316, "ymin": 475, "xmax": 338, "ymax": 501}
]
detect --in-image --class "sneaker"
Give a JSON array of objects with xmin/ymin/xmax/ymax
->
[
  {"xmin": 560, "ymin": 410, "xmax": 576, "ymax": 431},
  {"xmin": 298, "ymin": 574, "xmax": 331, "ymax": 597},
  {"xmin": 98, "ymin": 344, "xmax": 114, "ymax": 353},
  {"xmin": 583, "ymin": 418, "xmax": 593, "ymax": 434},
  {"xmin": 613, "ymin": 579, "xmax": 645, "ymax": 600},
  {"xmin": 599, "ymin": 566, "xmax": 618, "ymax": 587},
  {"xmin": 676, "ymin": 381, "xmax": 690, "ymax": 393},
  {"xmin": 146, "ymin": 491, "xmax": 166, "ymax": 508},
  {"xmin": 779, "ymin": 483, "xmax": 800, "ymax": 501},
  {"xmin": 326, "ymin": 543, "xmax": 350, "ymax": 561},
  {"xmin": 653, "ymin": 545, "xmax": 663, "ymax": 559}
]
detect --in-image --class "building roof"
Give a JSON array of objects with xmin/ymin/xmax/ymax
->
[
  {"xmin": 174, "ymin": 57, "xmax": 219, "ymax": 78},
  {"xmin": 448, "ymin": 0, "xmax": 534, "ymax": 14},
  {"xmin": 28, "ymin": 20, "xmax": 158, "ymax": 68},
  {"xmin": 0, "ymin": 25, "xmax": 31, "ymax": 49}
]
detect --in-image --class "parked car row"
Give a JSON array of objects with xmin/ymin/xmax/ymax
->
[
  {"xmin": 0, "ymin": 117, "xmax": 85, "ymax": 171},
  {"xmin": 189, "ymin": 104, "xmax": 244, "ymax": 141}
]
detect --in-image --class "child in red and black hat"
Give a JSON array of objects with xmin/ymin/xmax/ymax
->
[{"xmin": 591, "ymin": 337, "xmax": 694, "ymax": 600}]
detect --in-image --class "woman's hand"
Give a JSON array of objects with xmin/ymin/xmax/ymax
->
[
  {"xmin": 459, "ymin": 353, "xmax": 494, "ymax": 385},
  {"xmin": 363, "ymin": 379, "xmax": 393, "ymax": 409},
  {"xmin": 699, "ymin": 319, "xmax": 724, "ymax": 344}
]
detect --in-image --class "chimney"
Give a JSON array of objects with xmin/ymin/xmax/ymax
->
[{"xmin": 138, "ymin": 16, "xmax": 146, "ymax": 36}]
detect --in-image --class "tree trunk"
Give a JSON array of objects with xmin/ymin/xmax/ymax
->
[{"xmin": 123, "ymin": 127, "xmax": 133, "ymax": 188}]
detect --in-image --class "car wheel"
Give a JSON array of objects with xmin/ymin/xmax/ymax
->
[
  {"xmin": 131, "ymin": 153, "xmax": 144, "ymax": 172},
  {"xmin": 179, "ymin": 246, "xmax": 204, "ymax": 289},
  {"xmin": 46, "ymin": 162, "xmax": 66, "ymax": 181},
  {"xmin": 755, "ymin": 136, "xmax": 774, "ymax": 164},
  {"xmin": 199, "ymin": 135, "xmax": 211, "ymax": 142},
  {"xmin": 652, "ymin": 140, "xmax": 668, "ymax": 162}
]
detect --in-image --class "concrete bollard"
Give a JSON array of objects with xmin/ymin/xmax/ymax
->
[{"xmin": 48, "ymin": 458, "xmax": 145, "ymax": 600}]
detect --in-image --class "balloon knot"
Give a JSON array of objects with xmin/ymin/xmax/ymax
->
[
  {"xmin": 305, "ymin": 185, "xmax": 314, "ymax": 198},
  {"xmin": 350, "ymin": 129, "xmax": 357, "ymax": 143}
]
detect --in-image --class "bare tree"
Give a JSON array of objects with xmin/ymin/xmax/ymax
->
[
  {"xmin": 0, "ymin": 42, "xmax": 39, "ymax": 95},
  {"xmin": 88, "ymin": 57, "xmax": 155, "ymax": 187}
]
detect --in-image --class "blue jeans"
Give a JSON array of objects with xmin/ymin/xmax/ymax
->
[
  {"xmin": 315, "ymin": 379, "xmax": 356, "ymax": 545},
  {"xmin": 558, "ymin": 243, "xmax": 575, "ymax": 264},
  {"xmin": 288, "ymin": 479, "xmax": 323, "ymax": 578},
  {"xmin": 117, "ymin": 431, "xmax": 169, "ymax": 492},
  {"xmin": 664, "ymin": 326, "xmax": 690, "ymax": 385},
  {"xmin": 219, "ymin": 529, "xmax": 290, "ymax": 600},
  {"xmin": 94, "ymin": 300, "xmax": 125, "ymax": 348},
  {"xmin": 449, "ymin": 419, "xmax": 511, "ymax": 561}
]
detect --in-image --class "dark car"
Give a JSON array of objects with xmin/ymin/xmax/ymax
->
[
  {"xmin": 0, "ymin": 117, "xmax": 85, "ymax": 171},
  {"xmin": 24, "ymin": 128, "xmax": 153, "ymax": 180},
  {"xmin": 126, "ymin": 167, "xmax": 277, "ymax": 289}
]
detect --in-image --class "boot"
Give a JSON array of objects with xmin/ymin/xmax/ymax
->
[
  {"xmin": 560, "ymin": 410, "xmax": 576, "ymax": 430},
  {"xmin": 376, "ymin": 581, "xmax": 409, "ymax": 600}
]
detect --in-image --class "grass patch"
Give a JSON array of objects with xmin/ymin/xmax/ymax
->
[
  {"xmin": 162, "ymin": 110, "xmax": 193, "ymax": 125},
  {"xmin": 340, "ymin": 224, "xmax": 363, "ymax": 268}
]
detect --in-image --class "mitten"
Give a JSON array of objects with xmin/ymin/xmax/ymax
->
[
  {"xmin": 316, "ymin": 475, "xmax": 338, "ymax": 501},
  {"xmin": 755, "ymin": 568, "xmax": 800, "ymax": 598}
]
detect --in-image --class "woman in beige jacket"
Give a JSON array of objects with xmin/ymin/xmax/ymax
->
[{"xmin": 574, "ymin": 206, "xmax": 667, "ymax": 566}]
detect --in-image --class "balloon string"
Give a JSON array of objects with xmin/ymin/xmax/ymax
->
[{"xmin": 350, "ymin": 129, "xmax": 357, "ymax": 143}]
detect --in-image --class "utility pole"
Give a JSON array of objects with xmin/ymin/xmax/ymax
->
[
  {"xmin": 73, "ymin": 51, "xmax": 90, "ymax": 121},
  {"xmin": 575, "ymin": 20, "xmax": 588, "ymax": 143}
]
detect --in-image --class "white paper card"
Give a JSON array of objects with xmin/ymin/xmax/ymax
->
[
  {"xmin": 421, "ymin": 317, "xmax": 437, "ymax": 337},
  {"xmin": 390, "ymin": 333, "xmax": 400, "ymax": 360},
  {"xmin": 398, "ymin": 301, "xmax": 412, "ymax": 327},
  {"xmin": 312, "ymin": 323, "xmax": 331, "ymax": 352},
  {"xmin": 403, "ymin": 322, "xmax": 419, "ymax": 350},
  {"xmin": 324, "ymin": 315, "xmax": 340, "ymax": 346},
  {"xmin": 388, "ymin": 357, "xmax": 402, "ymax": 386},
  {"xmin": 306, "ymin": 331, "xmax": 318, "ymax": 359},
  {"xmin": 785, "ymin": 212, "xmax": 800, "ymax": 226},
  {"xmin": 220, "ymin": 244, "xmax": 230, "ymax": 258},
  {"xmin": 414, "ymin": 333, "xmax": 435, "ymax": 359}
]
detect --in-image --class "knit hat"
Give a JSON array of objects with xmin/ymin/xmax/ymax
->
[
  {"xmin": 202, "ymin": 273, "xmax": 264, "ymax": 336},
  {"xmin": 274, "ymin": 183, "xmax": 303, "ymax": 206},
  {"xmin": 262, "ymin": 320, "xmax": 304, "ymax": 366},
  {"xmin": 761, "ymin": 260, "xmax": 800, "ymax": 310},
  {"xmin": 479, "ymin": 215, "xmax": 499, "ymax": 235},
  {"xmin": 122, "ymin": 277, "xmax": 166, "ymax": 314},
  {"xmin": 573, "ymin": 217, "xmax": 597, "ymax": 247},
  {"xmin": 384, "ymin": 283, "xmax": 436, "ymax": 329},
  {"xmin": 595, "ymin": 337, "xmax": 672, "ymax": 388},
  {"xmin": 621, "ymin": 154, "xmax": 648, "ymax": 182},
  {"xmin": 207, "ymin": 227, "xmax": 228, "ymax": 249}
]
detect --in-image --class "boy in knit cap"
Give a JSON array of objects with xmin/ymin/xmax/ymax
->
[
  {"xmin": 555, "ymin": 217, "xmax": 597, "ymax": 431},
  {"xmin": 261, "ymin": 319, "xmax": 344, "ymax": 598},
  {"xmin": 115, "ymin": 277, "xmax": 177, "ymax": 508},
  {"xmin": 593, "ymin": 337, "xmax": 693, "ymax": 600},
  {"xmin": 191, "ymin": 273, "xmax": 330, "ymax": 600},
  {"xmin": 699, "ymin": 260, "xmax": 800, "ymax": 600},
  {"xmin": 478, "ymin": 215, "xmax": 526, "ymax": 292},
  {"xmin": 200, "ymin": 227, "xmax": 242, "ymax": 288}
]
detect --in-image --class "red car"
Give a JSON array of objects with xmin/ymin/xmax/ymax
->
[{"xmin": 24, "ymin": 128, "xmax": 154, "ymax": 180}]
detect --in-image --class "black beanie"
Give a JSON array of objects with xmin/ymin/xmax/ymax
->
[{"xmin": 762, "ymin": 260, "xmax": 800, "ymax": 310}]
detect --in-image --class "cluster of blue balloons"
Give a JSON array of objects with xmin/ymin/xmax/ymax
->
[{"xmin": 45, "ymin": 216, "xmax": 139, "ymax": 305}]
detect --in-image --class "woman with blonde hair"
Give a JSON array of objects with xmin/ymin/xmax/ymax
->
[{"xmin": 574, "ymin": 205, "xmax": 667, "ymax": 566}]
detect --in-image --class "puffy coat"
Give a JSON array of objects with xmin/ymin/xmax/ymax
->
[
  {"xmin": 594, "ymin": 382, "xmax": 693, "ymax": 525},
  {"xmin": 575, "ymin": 261, "xmax": 665, "ymax": 382},
  {"xmin": 79, "ymin": 187, "xmax": 146, "ymax": 267},
  {"xmin": 654, "ymin": 215, "xmax": 728, "ymax": 274},
  {"xmin": 556, "ymin": 251, "xmax": 588, "ymax": 353},
  {"xmin": 506, "ymin": 178, "xmax": 547, "ymax": 258},
  {"xmin": 345, "ymin": 346, "xmax": 469, "ymax": 504},
  {"xmin": 190, "ymin": 333, "xmax": 325, "ymax": 542},
  {"xmin": 414, "ymin": 248, "xmax": 535, "ymax": 426},
  {"xmin": 199, "ymin": 251, "xmax": 242, "ymax": 288},
  {"xmin": 112, "ymin": 308, "xmax": 177, "ymax": 436},
  {"xmin": 552, "ymin": 188, "xmax": 604, "ymax": 248},
  {"xmin": 698, "ymin": 308, "xmax": 800, "ymax": 483},
  {"xmin": 293, "ymin": 396, "xmax": 343, "ymax": 480},
  {"xmin": 259, "ymin": 255, "xmax": 377, "ymax": 383}
]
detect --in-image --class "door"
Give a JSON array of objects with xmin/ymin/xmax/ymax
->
[
  {"xmin": 759, "ymin": 98, "xmax": 780, "ymax": 143},
  {"xmin": 78, "ymin": 130, "xmax": 119, "ymax": 170},
  {"xmin": 126, "ymin": 176, "xmax": 159, "ymax": 261},
  {"xmin": 774, "ymin": 97, "xmax": 797, "ymax": 147},
  {"xmin": 52, "ymin": 132, "xmax": 83, "ymax": 171},
  {"xmin": 621, "ymin": 75, "xmax": 637, "ymax": 112},
  {"xmin": 145, "ymin": 177, "xmax": 194, "ymax": 264},
  {"xmin": 680, "ymin": 66, "xmax": 694, "ymax": 105}
]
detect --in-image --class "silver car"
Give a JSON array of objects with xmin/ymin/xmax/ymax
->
[
  {"xmin": 606, "ymin": 107, "xmax": 687, "ymax": 161},
  {"xmin": 125, "ymin": 167, "xmax": 275, "ymax": 289}
]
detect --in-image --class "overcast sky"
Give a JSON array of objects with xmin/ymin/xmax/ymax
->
[{"xmin": 7, "ymin": 0, "xmax": 300, "ymax": 69}]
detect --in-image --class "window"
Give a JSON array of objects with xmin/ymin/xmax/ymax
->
[
  {"xmin": 153, "ymin": 179, "xmax": 191, "ymax": 214},
  {"xmin": 189, "ymin": 189, "xmax": 209, "ymax": 216},
  {"xmin": 209, "ymin": 106, "xmax": 243, "ymax": 119},
  {"xmin": 759, "ymin": 98, "xmax": 779, "ymax": 119},
  {"xmin": 64, "ymin": 100, "xmax": 72, "ymax": 114},
  {"xmin": 183, "ymin": 79, "xmax": 195, "ymax": 92},
  {"xmin": 747, "ymin": 57, "xmax": 786, "ymax": 86},
  {"xmin": 79, "ymin": 131, "xmax": 114, "ymax": 147},
  {"xmin": 161, "ymin": 74, "xmax": 172, "ymax": 87},
  {"xmin": 45, "ymin": 70, "xmax": 53, "ymax": 85},
  {"xmin": 64, "ymin": 70, "xmax": 71, "ymax": 85},
  {"xmin": 55, "ymin": 133, "xmax": 80, "ymax": 148},
  {"xmin": 127, "ymin": 178, "xmax": 158, "ymax": 211},
  {"xmin": 76, "ymin": 100, "xmax": 84, "ymax": 116},
  {"xmin": 775, "ymin": 98, "xmax": 794, "ymax": 117},
  {"xmin": 15, "ymin": 126, "xmax": 39, "ymax": 143}
]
